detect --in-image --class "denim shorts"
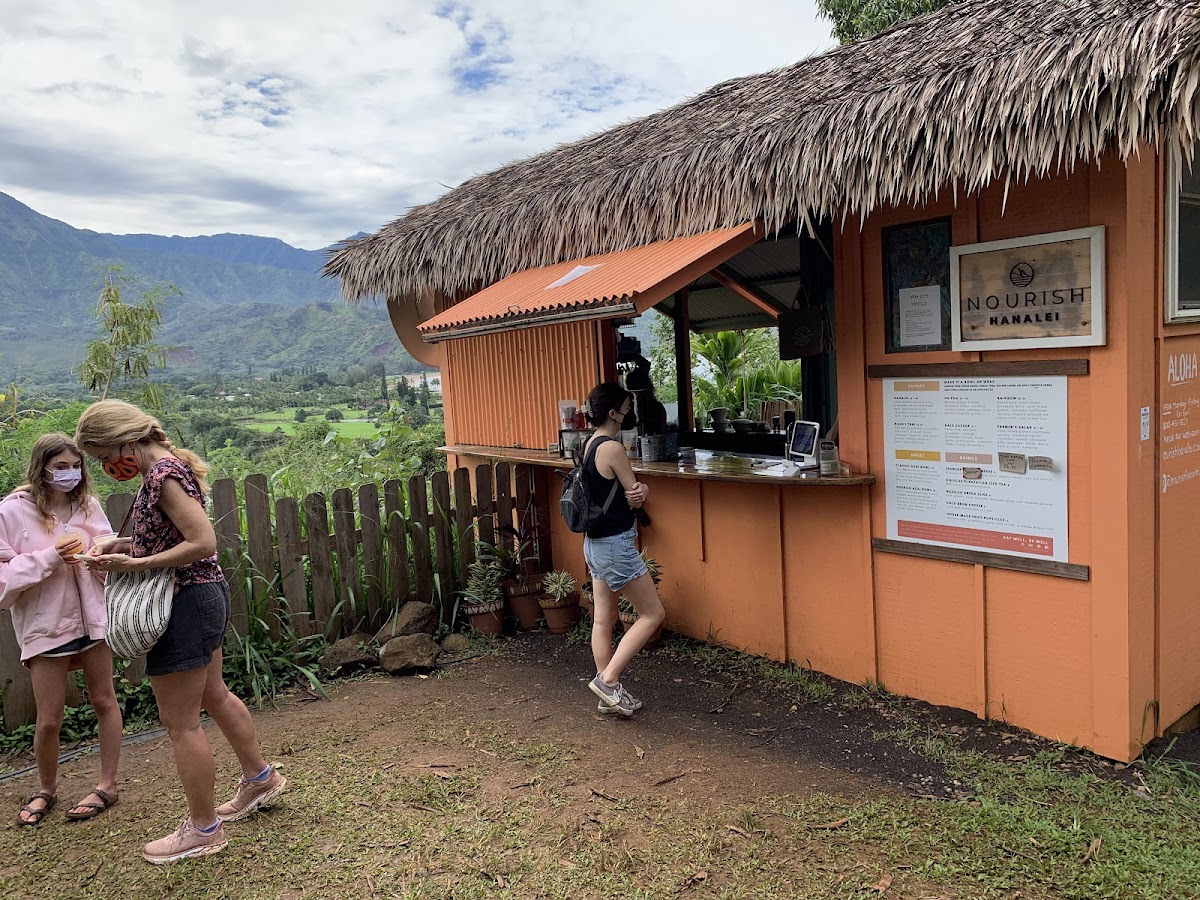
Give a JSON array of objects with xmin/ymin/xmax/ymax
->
[
  {"xmin": 146, "ymin": 581, "xmax": 231, "ymax": 677},
  {"xmin": 583, "ymin": 527, "xmax": 648, "ymax": 591}
]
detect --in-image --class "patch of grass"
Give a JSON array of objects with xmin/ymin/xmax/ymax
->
[{"xmin": 5, "ymin": 641, "xmax": 1200, "ymax": 900}]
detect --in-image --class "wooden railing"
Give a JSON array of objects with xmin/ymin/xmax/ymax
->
[{"xmin": 1, "ymin": 462, "xmax": 548, "ymax": 731}]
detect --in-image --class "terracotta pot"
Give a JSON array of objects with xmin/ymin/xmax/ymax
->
[
  {"xmin": 464, "ymin": 602, "xmax": 504, "ymax": 636},
  {"xmin": 508, "ymin": 591, "xmax": 543, "ymax": 631},
  {"xmin": 504, "ymin": 576, "xmax": 544, "ymax": 598},
  {"xmin": 539, "ymin": 592, "xmax": 581, "ymax": 635}
]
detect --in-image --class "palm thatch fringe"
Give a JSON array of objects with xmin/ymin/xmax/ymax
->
[{"xmin": 324, "ymin": 0, "xmax": 1200, "ymax": 307}]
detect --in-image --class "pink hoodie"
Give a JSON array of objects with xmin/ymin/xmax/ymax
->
[{"xmin": 0, "ymin": 491, "xmax": 112, "ymax": 662}]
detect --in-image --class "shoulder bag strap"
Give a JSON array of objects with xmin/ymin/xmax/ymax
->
[{"xmin": 586, "ymin": 436, "xmax": 622, "ymax": 514}]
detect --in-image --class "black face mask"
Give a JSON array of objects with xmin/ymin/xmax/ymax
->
[{"xmin": 612, "ymin": 408, "xmax": 637, "ymax": 430}]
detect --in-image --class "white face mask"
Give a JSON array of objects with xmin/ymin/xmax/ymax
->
[{"xmin": 46, "ymin": 468, "xmax": 83, "ymax": 493}]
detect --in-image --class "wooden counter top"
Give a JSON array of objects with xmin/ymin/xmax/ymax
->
[{"xmin": 441, "ymin": 444, "xmax": 876, "ymax": 487}]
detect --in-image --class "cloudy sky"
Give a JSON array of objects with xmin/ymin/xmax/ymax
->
[{"xmin": 0, "ymin": 1, "xmax": 833, "ymax": 249}]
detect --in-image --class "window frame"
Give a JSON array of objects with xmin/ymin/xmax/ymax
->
[{"xmin": 1165, "ymin": 149, "xmax": 1200, "ymax": 323}]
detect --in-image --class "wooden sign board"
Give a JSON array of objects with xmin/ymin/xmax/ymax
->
[{"xmin": 951, "ymin": 226, "xmax": 1105, "ymax": 351}]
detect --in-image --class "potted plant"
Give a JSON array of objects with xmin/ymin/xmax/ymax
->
[
  {"xmin": 495, "ymin": 536, "xmax": 544, "ymax": 630},
  {"xmin": 617, "ymin": 552, "xmax": 664, "ymax": 648},
  {"xmin": 538, "ymin": 569, "xmax": 581, "ymax": 635},
  {"xmin": 460, "ymin": 558, "xmax": 505, "ymax": 636},
  {"xmin": 579, "ymin": 577, "xmax": 594, "ymax": 616}
]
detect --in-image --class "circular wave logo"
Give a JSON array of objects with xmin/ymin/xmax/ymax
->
[{"xmin": 1009, "ymin": 263, "xmax": 1035, "ymax": 287}]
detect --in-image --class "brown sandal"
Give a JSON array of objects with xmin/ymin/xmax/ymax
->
[
  {"xmin": 64, "ymin": 788, "xmax": 118, "ymax": 822},
  {"xmin": 18, "ymin": 791, "xmax": 56, "ymax": 826}
]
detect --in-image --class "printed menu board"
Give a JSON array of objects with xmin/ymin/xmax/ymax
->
[{"xmin": 883, "ymin": 376, "xmax": 1069, "ymax": 561}]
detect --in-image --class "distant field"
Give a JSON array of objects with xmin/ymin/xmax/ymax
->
[{"xmin": 238, "ymin": 406, "xmax": 379, "ymax": 439}]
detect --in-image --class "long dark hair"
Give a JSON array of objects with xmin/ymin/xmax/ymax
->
[{"xmin": 584, "ymin": 382, "xmax": 631, "ymax": 427}]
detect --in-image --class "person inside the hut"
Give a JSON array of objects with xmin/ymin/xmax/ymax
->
[
  {"xmin": 580, "ymin": 382, "xmax": 665, "ymax": 717},
  {"xmin": 75, "ymin": 400, "xmax": 286, "ymax": 864},
  {"xmin": 624, "ymin": 355, "xmax": 668, "ymax": 436},
  {"xmin": 0, "ymin": 433, "xmax": 123, "ymax": 826}
]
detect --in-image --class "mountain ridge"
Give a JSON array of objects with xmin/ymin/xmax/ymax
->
[{"xmin": 0, "ymin": 192, "xmax": 411, "ymax": 382}]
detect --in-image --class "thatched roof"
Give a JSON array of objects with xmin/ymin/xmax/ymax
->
[{"xmin": 325, "ymin": 0, "xmax": 1200, "ymax": 306}]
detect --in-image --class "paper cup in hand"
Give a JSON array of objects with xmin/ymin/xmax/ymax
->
[{"xmin": 56, "ymin": 532, "xmax": 84, "ymax": 559}]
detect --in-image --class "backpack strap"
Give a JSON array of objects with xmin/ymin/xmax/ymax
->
[{"xmin": 584, "ymin": 436, "xmax": 622, "ymax": 515}]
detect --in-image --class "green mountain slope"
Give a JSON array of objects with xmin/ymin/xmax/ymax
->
[{"xmin": 0, "ymin": 192, "xmax": 410, "ymax": 382}]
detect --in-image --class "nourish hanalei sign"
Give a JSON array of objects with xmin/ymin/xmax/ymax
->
[{"xmin": 951, "ymin": 226, "xmax": 1106, "ymax": 351}]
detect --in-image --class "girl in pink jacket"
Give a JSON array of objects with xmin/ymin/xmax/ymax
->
[{"xmin": 0, "ymin": 433, "xmax": 123, "ymax": 826}]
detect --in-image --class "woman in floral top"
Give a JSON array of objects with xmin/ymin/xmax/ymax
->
[{"xmin": 76, "ymin": 400, "xmax": 286, "ymax": 865}]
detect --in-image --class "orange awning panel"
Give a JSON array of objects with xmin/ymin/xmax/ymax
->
[{"xmin": 418, "ymin": 223, "xmax": 759, "ymax": 341}]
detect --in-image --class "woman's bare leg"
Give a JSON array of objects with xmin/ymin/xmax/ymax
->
[
  {"xmin": 590, "ymin": 579, "xmax": 620, "ymax": 676},
  {"xmin": 200, "ymin": 649, "xmax": 267, "ymax": 778},
  {"xmin": 150, "ymin": 666, "xmax": 215, "ymax": 825},
  {"xmin": 598, "ymin": 573, "xmax": 664, "ymax": 685},
  {"xmin": 21, "ymin": 656, "xmax": 70, "ymax": 823},
  {"xmin": 67, "ymin": 643, "xmax": 122, "ymax": 813}
]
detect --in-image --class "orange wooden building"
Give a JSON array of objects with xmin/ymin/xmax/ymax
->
[{"xmin": 327, "ymin": 0, "xmax": 1200, "ymax": 761}]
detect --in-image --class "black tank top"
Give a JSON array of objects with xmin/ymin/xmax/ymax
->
[{"xmin": 582, "ymin": 435, "xmax": 636, "ymax": 538}]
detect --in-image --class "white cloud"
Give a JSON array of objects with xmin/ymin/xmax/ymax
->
[{"xmin": 0, "ymin": 0, "xmax": 833, "ymax": 248}]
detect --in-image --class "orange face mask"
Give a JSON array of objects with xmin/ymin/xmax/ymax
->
[{"xmin": 102, "ymin": 452, "xmax": 140, "ymax": 481}]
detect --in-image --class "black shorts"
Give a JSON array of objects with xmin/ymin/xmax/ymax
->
[{"xmin": 145, "ymin": 581, "xmax": 231, "ymax": 677}]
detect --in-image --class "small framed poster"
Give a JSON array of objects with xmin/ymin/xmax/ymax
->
[
  {"xmin": 884, "ymin": 218, "xmax": 952, "ymax": 353},
  {"xmin": 951, "ymin": 226, "xmax": 1106, "ymax": 351}
]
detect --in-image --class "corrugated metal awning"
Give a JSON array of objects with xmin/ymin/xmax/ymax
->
[{"xmin": 418, "ymin": 224, "xmax": 760, "ymax": 341}]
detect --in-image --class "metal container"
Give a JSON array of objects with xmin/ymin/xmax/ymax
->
[{"xmin": 639, "ymin": 433, "xmax": 678, "ymax": 462}]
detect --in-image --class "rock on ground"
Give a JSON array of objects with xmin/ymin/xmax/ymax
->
[
  {"xmin": 440, "ymin": 633, "xmax": 471, "ymax": 654},
  {"xmin": 374, "ymin": 601, "xmax": 438, "ymax": 643},
  {"xmin": 320, "ymin": 631, "xmax": 377, "ymax": 676},
  {"xmin": 380, "ymin": 633, "xmax": 442, "ymax": 674}
]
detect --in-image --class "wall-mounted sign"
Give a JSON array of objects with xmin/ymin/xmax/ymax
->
[
  {"xmin": 951, "ymin": 226, "xmax": 1105, "ymax": 351},
  {"xmin": 884, "ymin": 218, "xmax": 952, "ymax": 353},
  {"xmin": 882, "ymin": 376, "xmax": 1069, "ymax": 562}
]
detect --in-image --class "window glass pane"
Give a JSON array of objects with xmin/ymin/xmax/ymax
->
[
  {"xmin": 1180, "ymin": 200, "xmax": 1200, "ymax": 309},
  {"xmin": 1179, "ymin": 156, "xmax": 1200, "ymax": 311},
  {"xmin": 1183, "ymin": 158, "xmax": 1200, "ymax": 198}
]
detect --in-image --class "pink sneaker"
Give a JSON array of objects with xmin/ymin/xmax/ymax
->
[
  {"xmin": 142, "ymin": 819, "xmax": 227, "ymax": 864},
  {"xmin": 216, "ymin": 766, "xmax": 287, "ymax": 822}
]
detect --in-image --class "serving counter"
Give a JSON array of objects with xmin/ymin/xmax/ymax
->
[
  {"xmin": 440, "ymin": 444, "xmax": 875, "ymax": 487},
  {"xmin": 442, "ymin": 443, "xmax": 878, "ymax": 687}
]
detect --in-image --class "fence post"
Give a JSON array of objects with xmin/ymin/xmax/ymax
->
[
  {"xmin": 358, "ymin": 483, "xmax": 383, "ymax": 630},
  {"xmin": 475, "ymin": 464, "xmax": 495, "ymax": 548},
  {"xmin": 275, "ymin": 497, "xmax": 310, "ymax": 638},
  {"xmin": 515, "ymin": 464, "xmax": 538, "ymax": 578},
  {"xmin": 305, "ymin": 492, "xmax": 335, "ymax": 639},
  {"xmin": 211, "ymin": 478, "xmax": 247, "ymax": 636},
  {"xmin": 495, "ymin": 462, "xmax": 514, "ymax": 547},
  {"xmin": 453, "ymin": 467, "xmax": 475, "ymax": 586},
  {"xmin": 104, "ymin": 493, "xmax": 134, "ymax": 537},
  {"xmin": 431, "ymin": 471, "xmax": 455, "ymax": 604},
  {"xmin": 331, "ymin": 488, "xmax": 359, "ymax": 637},
  {"xmin": 529, "ymin": 465, "xmax": 554, "ymax": 576},
  {"xmin": 384, "ymin": 480, "xmax": 410, "ymax": 609},
  {"xmin": 0, "ymin": 609, "xmax": 34, "ymax": 730},
  {"xmin": 243, "ymin": 474, "xmax": 277, "ymax": 640},
  {"xmin": 408, "ymin": 476, "xmax": 433, "ymax": 603}
]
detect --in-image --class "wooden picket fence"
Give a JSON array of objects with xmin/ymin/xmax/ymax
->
[{"xmin": 0, "ymin": 462, "xmax": 549, "ymax": 731}]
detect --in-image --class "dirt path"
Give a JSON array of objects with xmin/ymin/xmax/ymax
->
[{"xmin": 5, "ymin": 631, "xmax": 1192, "ymax": 898}]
